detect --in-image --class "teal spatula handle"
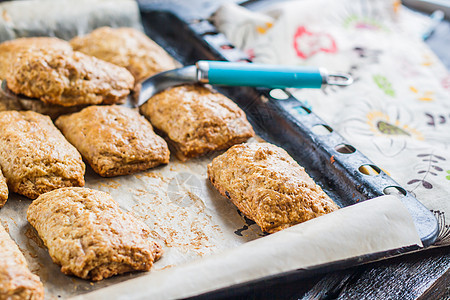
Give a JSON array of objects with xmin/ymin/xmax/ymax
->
[{"xmin": 196, "ymin": 60, "xmax": 326, "ymax": 89}]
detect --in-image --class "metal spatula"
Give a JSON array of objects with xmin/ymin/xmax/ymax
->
[
  {"xmin": 1, "ymin": 60, "xmax": 353, "ymax": 107},
  {"xmin": 136, "ymin": 60, "xmax": 352, "ymax": 106}
]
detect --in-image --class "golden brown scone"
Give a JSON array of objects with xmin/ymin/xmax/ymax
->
[
  {"xmin": 0, "ymin": 111, "xmax": 85, "ymax": 199},
  {"xmin": 56, "ymin": 105, "xmax": 170, "ymax": 177},
  {"xmin": 140, "ymin": 84, "xmax": 255, "ymax": 161},
  {"xmin": 207, "ymin": 143, "xmax": 339, "ymax": 233},
  {"xmin": 70, "ymin": 27, "xmax": 178, "ymax": 83},
  {"xmin": 0, "ymin": 37, "xmax": 73, "ymax": 114},
  {"xmin": 0, "ymin": 223, "xmax": 44, "ymax": 300},
  {"xmin": 0, "ymin": 81, "xmax": 86, "ymax": 119},
  {"xmin": 0, "ymin": 170, "xmax": 7, "ymax": 208},
  {"xmin": 5, "ymin": 49, "xmax": 134, "ymax": 107},
  {"xmin": 27, "ymin": 187, "xmax": 163, "ymax": 281},
  {"xmin": 0, "ymin": 37, "xmax": 72, "ymax": 80},
  {"xmin": 0, "ymin": 79, "xmax": 86, "ymax": 119}
]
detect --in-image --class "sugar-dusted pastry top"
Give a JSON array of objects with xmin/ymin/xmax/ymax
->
[
  {"xmin": 0, "ymin": 170, "xmax": 7, "ymax": 208},
  {"xmin": 5, "ymin": 49, "xmax": 134, "ymax": 107},
  {"xmin": 56, "ymin": 105, "xmax": 170, "ymax": 177},
  {"xmin": 0, "ymin": 37, "xmax": 72, "ymax": 80},
  {"xmin": 0, "ymin": 223, "xmax": 44, "ymax": 300},
  {"xmin": 0, "ymin": 111, "xmax": 85, "ymax": 199},
  {"xmin": 27, "ymin": 187, "xmax": 163, "ymax": 281},
  {"xmin": 140, "ymin": 84, "xmax": 255, "ymax": 160},
  {"xmin": 207, "ymin": 143, "xmax": 339, "ymax": 233},
  {"xmin": 70, "ymin": 27, "xmax": 178, "ymax": 83}
]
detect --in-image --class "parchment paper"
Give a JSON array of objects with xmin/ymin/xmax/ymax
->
[
  {"xmin": 0, "ymin": 148, "xmax": 263, "ymax": 299},
  {"xmin": 0, "ymin": 1, "xmax": 423, "ymax": 298},
  {"xmin": 0, "ymin": 147, "xmax": 422, "ymax": 299},
  {"xmin": 71, "ymin": 195, "xmax": 423, "ymax": 300}
]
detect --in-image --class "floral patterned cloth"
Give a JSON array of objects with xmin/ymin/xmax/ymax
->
[{"xmin": 213, "ymin": 0, "xmax": 450, "ymax": 246}]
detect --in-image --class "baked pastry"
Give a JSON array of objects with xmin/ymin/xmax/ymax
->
[
  {"xmin": 12, "ymin": 97, "xmax": 87, "ymax": 120},
  {"xmin": 5, "ymin": 49, "xmax": 134, "ymax": 107},
  {"xmin": 70, "ymin": 27, "xmax": 178, "ymax": 84},
  {"xmin": 1, "ymin": 79, "xmax": 86, "ymax": 119},
  {"xmin": 0, "ymin": 111, "xmax": 85, "ymax": 199},
  {"xmin": 207, "ymin": 143, "xmax": 339, "ymax": 233},
  {"xmin": 0, "ymin": 37, "xmax": 72, "ymax": 80},
  {"xmin": 0, "ymin": 37, "xmax": 73, "ymax": 114},
  {"xmin": 140, "ymin": 84, "xmax": 255, "ymax": 160},
  {"xmin": 55, "ymin": 105, "xmax": 170, "ymax": 177},
  {"xmin": 0, "ymin": 223, "xmax": 44, "ymax": 300},
  {"xmin": 27, "ymin": 187, "xmax": 163, "ymax": 281},
  {"xmin": 0, "ymin": 170, "xmax": 7, "ymax": 208}
]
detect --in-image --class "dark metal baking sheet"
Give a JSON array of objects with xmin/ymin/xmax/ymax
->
[
  {"xmin": 136, "ymin": 2, "xmax": 439, "ymax": 298},
  {"xmin": 137, "ymin": 4, "xmax": 438, "ymax": 246}
]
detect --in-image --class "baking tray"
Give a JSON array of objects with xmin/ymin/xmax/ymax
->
[
  {"xmin": 135, "ymin": 1, "xmax": 439, "ymax": 297},
  {"xmin": 137, "ymin": 1, "xmax": 438, "ymax": 246},
  {"xmin": 0, "ymin": 0, "xmax": 438, "ymax": 298}
]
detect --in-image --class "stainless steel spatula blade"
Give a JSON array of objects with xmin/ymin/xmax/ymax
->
[{"xmin": 135, "ymin": 65, "xmax": 197, "ymax": 107}]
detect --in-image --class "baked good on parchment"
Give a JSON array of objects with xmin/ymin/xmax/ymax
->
[
  {"xmin": 0, "ymin": 37, "xmax": 72, "ymax": 80},
  {"xmin": 140, "ymin": 84, "xmax": 255, "ymax": 161},
  {"xmin": 0, "ymin": 223, "xmax": 44, "ymax": 300},
  {"xmin": 55, "ymin": 105, "xmax": 170, "ymax": 177},
  {"xmin": 0, "ymin": 37, "xmax": 73, "ymax": 114},
  {"xmin": 0, "ymin": 111, "xmax": 85, "ymax": 199},
  {"xmin": 0, "ymin": 170, "xmax": 7, "ymax": 208},
  {"xmin": 5, "ymin": 49, "xmax": 134, "ymax": 107},
  {"xmin": 207, "ymin": 142, "xmax": 339, "ymax": 233},
  {"xmin": 70, "ymin": 27, "xmax": 178, "ymax": 84},
  {"xmin": 27, "ymin": 187, "xmax": 163, "ymax": 281}
]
